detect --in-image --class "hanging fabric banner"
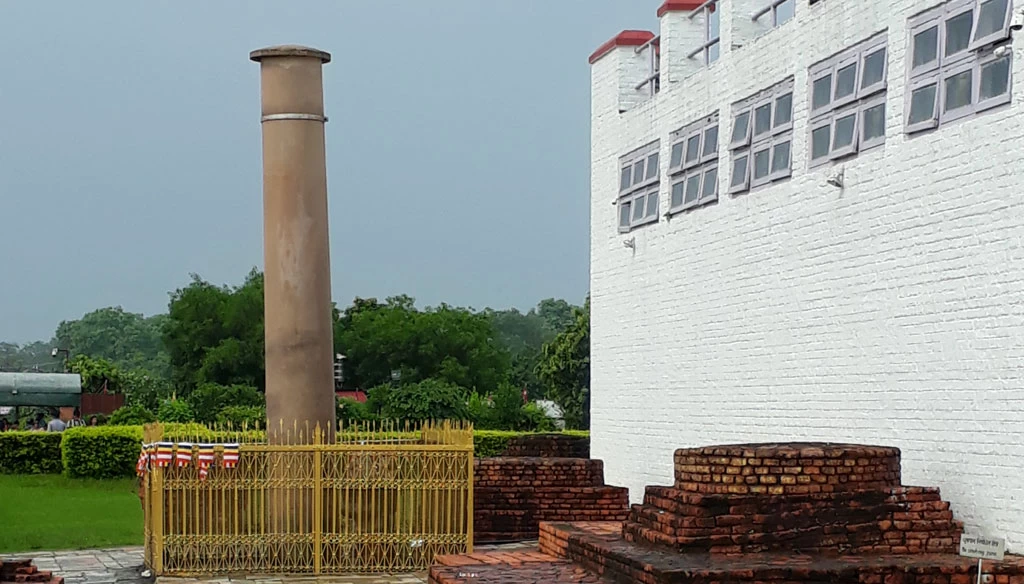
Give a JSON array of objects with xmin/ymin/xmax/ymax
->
[
  {"xmin": 222, "ymin": 443, "xmax": 240, "ymax": 469},
  {"xmin": 197, "ymin": 443, "xmax": 215, "ymax": 480},
  {"xmin": 175, "ymin": 442, "xmax": 193, "ymax": 467},
  {"xmin": 155, "ymin": 442, "xmax": 175, "ymax": 467}
]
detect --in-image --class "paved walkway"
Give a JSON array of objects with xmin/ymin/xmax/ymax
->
[{"xmin": 2, "ymin": 542, "xmax": 536, "ymax": 584}]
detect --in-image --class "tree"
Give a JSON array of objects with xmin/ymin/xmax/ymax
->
[
  {"xmin": 162, "ymin": 269, "xmax": 265, "ymax": 392},
  {"xmin": 67, "ymin": 354, "xmax": 122, "ymax": 393},
  {"xmin": 336, "ymin": 296, "xmax": 510, "ymax": 393},
  {"xmin": 55, "ymin": 307, "xmax": 170, "ymax": 377},
  {"xmin": 535, "ymin": 297, "xmax": 590, "ymax": 430}
]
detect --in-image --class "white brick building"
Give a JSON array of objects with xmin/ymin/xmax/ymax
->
[{"xmin": 589, "ymin": 0, "xmax": 1024, "ymax": 551}]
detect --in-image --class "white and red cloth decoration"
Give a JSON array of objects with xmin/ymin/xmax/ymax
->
[
  {"xmin": 197, "ymin": 443, "xmax": 216, "ymax": 480},
  {"xmin": 154, "ymin": 442, "xmax": 175, "ymax": 467},
  {"xmin": 221, "ymin": 443, "xmax": 240, "ymax": 469},
  {"xmin": 175, "ymin": 442, "xmax": 193, "ymax": 467}
]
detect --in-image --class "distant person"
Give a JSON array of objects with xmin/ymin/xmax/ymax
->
[
  {"xmin": 46, "ymin": 413, "xmax": 66, "ymax": 432},
  {"xmin": 67, "ymin": 408, "xmax": 86, "ymax": 429},
  {"xmin": 0, "ymin": 418, "xmax": 9, "ymax": 432},
  {"xmin": 88, "ymin": 415, "xmax": 100, "ymax": 427}
]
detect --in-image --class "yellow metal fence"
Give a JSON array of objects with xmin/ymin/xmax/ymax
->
[{"xmin": 141, "ymin": 421, "xmax": 474, "ymax": 576}]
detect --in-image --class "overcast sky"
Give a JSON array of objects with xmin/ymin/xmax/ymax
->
[{"xmin": 0, "ymin": 1, "xmax": 656, "ymax": 343}]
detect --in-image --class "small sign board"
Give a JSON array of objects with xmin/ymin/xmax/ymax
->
[{"xmin": 960, "ymin": 534, "xmax": 1005, "ymax": 561}]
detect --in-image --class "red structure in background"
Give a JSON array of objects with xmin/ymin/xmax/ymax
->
[
  {"xmin": 335, "ymin": 390, "xmax": 367, "ymax": 403},
  {"xmin": 80, "ymin": 392, "xmax": 124, "ymax": 416}
]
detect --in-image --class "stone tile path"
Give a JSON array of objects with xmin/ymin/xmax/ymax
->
[{"xmin": 2, "ymin": 542, "xmax": 536, "ymax": 584}]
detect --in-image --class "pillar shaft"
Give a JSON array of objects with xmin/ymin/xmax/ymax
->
[{"xmin": 251, "ymin": 45, "xmax": 336, "ymax": 444}]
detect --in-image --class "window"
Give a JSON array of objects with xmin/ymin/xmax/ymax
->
[
  {"xmin": 729, "ymin": 78, "xmax": 793, "ymax": 194},
  {"xmin": 687, "ymin": 0, "xmax": 721, "ymax": 66},
  {"xmin": 668, "ymin": 113, "xmax": 720, "ymax": 213},
  {"xmin": 754, "ymin": 0, "xmax": 796, "ymax": 28},
  {"xmin": 906, "ymin": 0, "xmax": 1012, "ymax": 133},
  {"xmin": 618, "ymin": 141, "xmax": 661, "ymax": 232},
  {"xmin": 635, "ymin": 37, "xmax": 661, "ymax": 97},
  {"xmin": 808, "ymin": 32, "xmax": 888, "ymax": 167}
]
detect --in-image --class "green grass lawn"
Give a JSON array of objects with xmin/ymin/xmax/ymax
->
[{"xmin": 0, "ymin": 475, "xmax": 143, "ymax": 553}]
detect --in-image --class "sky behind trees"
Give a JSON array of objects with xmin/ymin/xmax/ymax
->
[{"xmin": 0, "ymin": 1, "xmax": 655, "ymax": 342}]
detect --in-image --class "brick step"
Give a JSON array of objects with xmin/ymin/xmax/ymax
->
[
  {"xmin": 428, "ymin": 549, "xmax": 612, "ymax": 584},
  {"xmin": 540, "ymin": 521, "xmax": 1024, "ymax": 584},
  {"xmin": 475, "ymin": 485, "xmax": 629, "ymax": 544},
  {"xmin": 623, "ymin": 485, "xmax": 963, "ymax": 554},
  {"xmin": 0, "ymin": 559, "xmax": 64, "ymax": 584}
]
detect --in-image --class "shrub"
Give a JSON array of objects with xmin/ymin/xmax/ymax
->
[
  {"xmin": 469, "ymin": 384, "xmax": 556, "ymax": 432},
  {"xmin": 61, "ymin": 426, "xmax": 143, "ymax": 479},
  {"xmin": 157, "ymin": 398, "xmax": 194, "ymax": 423},
  {"xmin": 216, "ymin": 405, "xmax": 266, "ymax": 428},
  {"xmin": 473, "ymin": 430, "xmax": 523, "ymax": 457},
  {"xmin": 188, "ymin": 383, "xmax": 264, "ymax": 424},
  {"xmin": 367, "ymin": 379, "xmax": 469, "ymax": 421},
  {"xmin": 108, "ymin": 403, "xmax": 156, "ymax": 426},
  {"xmin": 0, "ymin": 432, "xmax": 63, "ymax": 474},
  {"xmin": 336, "ymin": 397, "xmax": 376, "ymax": 422}
]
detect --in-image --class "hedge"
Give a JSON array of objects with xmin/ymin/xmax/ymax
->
[
  {"xmin": 0, "ymin": 431, "xmax": 63, "ymax": 474},
  {"xmin": 0, "ymin": 426, "xmax": 590, "ymax": 479},
  {"xmin": 62, "ymin": 426, "xmax": 143, "ymax": 479}
]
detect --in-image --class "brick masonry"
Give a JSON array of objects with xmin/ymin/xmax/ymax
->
[
  {"xmin": 473, "ymin": 457, "xmax": 629, "ymax": 543},
  {"xmin": 588, "ymin": 0, "xmax": 1024, "ymax": 553},
  {"xmin": 432, "ymin": 443, "xmax": 1024, "ymax": 583},
  {"xmin": 0, "ymin": 560, "xmax": 64, "ymax": 584},
  {"xmin": 625, "ymin": 444, "xmax": 961, "ymax": 554}
]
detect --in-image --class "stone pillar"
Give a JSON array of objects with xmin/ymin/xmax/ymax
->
[{"xmin": 250, "ymin": 45, "xmax": 337, "ymax": 444}]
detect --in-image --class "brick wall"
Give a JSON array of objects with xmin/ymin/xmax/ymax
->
[
  {"xmin": 474, "ymin": 458, "xmax": 629, "ymax": 543},
  {"xmin": 590, "ymin": 0, "xmax": 1024, "ymax": 551},
  {"xmin": 499, "ymin": 434, "xmax": 589, "ymax": 459}
]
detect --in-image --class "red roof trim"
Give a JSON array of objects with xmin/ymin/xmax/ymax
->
[
  {"xmin": 588, "ymin": 30, "xmax": 655, "ymax": 65},
  {"xmin": 335, "ymin": 390, "xmax": 368, "ymax": 403},
  {"xmin": 657, "ymin": 0, "xmax": 705, "ymax": 17}
]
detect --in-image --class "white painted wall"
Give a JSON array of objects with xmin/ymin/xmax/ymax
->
[{"xmin": 590, "ymin": 0, "xmax": 1024, "ymax": 552}]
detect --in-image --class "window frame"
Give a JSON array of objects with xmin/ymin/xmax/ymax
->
[
  {"xmin": 809, "ymin": 31, "xmax": 889, "ymax": 167},
  {"xmin": 768, "ymin": 136, "xmax": 793, "ymax": 182},
  {"xmin": 905, "ymin": 0, "xmax": 1014, "ymax": 134},
  {"xmin": 910, "ymin": 12, "xmax": 943, "ymax": 78},
  {"xmin": 668, "ymin": 112, "xmax": 720, "ymax": 214},
  {"xmin": 829, "ymin": 107, "xmax": 860, "ymax": 160},
  {"xmin": 976, "ymin": 49, "xmax": 1014, "ymax": 110},
  {"xmin": 809, "ymin": 119, "xmax": 832, "ymax": 167},
  {"xmin": 943, "ymin": 0, "xmax": 976, "ymax": 65},
  {"xmin": 729, "ymin": 150, "xmax": 750, "ymax": 194},
  {"xmin": 939, "ymin": 59, "xmax": 977, "ymax": 123},
  {"xmin": 831, "ymin": 53, "xmax": 861, "ymax": 109},
  {"xmin": 859, "ymin": 40, "xmax": 889, "ymax": 97},
  {"xmin": 969, "ymin": 0, "xmax": 1013, "ymax": 51},
  {"xmin": 859, "ymin": 95, "xmax": 888, "ymax": 151},
  {"xmin": 617, "ymin": 141, "xmax": 661, "ymax": 232},
  {"xmin": 905, "ymin": 76, "xmax": 941, "ymax": 133},
  {"xmin": 772, "ymin": 91, "xmax": 794, "ymax": 134},
  {"xmin": 729, "ymin": 78, "xmax": 794, "ymax": 194}
]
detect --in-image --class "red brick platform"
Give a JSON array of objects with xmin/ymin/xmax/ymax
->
[
  {"xmin": 0, "ymin": 559, "xmax": 64, "ymax": 584},
  {"xmin": 433, "ymin": 443, "xmax": 1024, "ymax": 584}
]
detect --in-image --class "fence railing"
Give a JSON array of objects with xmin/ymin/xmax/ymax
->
[{"xmin": 141, "ymin": 420, "xmax": 474, "ymax": 576}]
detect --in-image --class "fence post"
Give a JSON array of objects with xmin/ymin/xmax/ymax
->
[
  {"xmin": 465, "ymin": 445, "xmax": 474, "ymax": 553},
  {"xmin": 312, "ymin": 426, "xmax": 323, "ymax": 575},
  {"xmin": 152, "ymin": 467, "xmax": 165, "ymax": 574}
]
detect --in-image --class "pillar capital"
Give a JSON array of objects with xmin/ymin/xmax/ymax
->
[{"xmin": 249, "ymin": 44, "xmax": 331, "ymax": 64}]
